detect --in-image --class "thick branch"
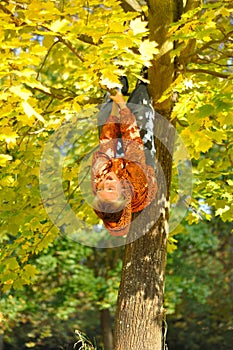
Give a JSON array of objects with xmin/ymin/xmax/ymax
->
[
  {"xmin": 184, "ymin": 0, "xmax": 201, "ymax": 12},
  {"xmin": 147, "ymin": 0, "xmax": 174, "ymax": 112}
]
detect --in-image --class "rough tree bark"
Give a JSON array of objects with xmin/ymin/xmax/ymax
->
[{"xmin": 113, "ymin": 1, "xmax": 198, "ymax": 349}]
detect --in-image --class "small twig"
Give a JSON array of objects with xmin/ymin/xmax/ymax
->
[
  {"xmin": 36, "ymin": 40, "xmax": 60, "ymax": 80},
  {"xmin": 85, "ymin": 1, "xmax": 90, "ymax": 26},
  {"xmin": 185, "ymin": 68, "xmax": 232, "ymax": 79},
  {"xmin": 40, "ymin": 25, "xmax": 85, "ymax": 62},
  {"xmin": 28, "ymin": 128, "xmax": 45, "ymax": 135},
  {"xmin": 57, "ymin": 35, "xmax": 85, "ymax": 62},
  {"xmin": 25, "ymin": 84, "xmax": 72, "ymax": 101},
  {"xmin": 0, "ymin": 2, "xmax": 26, "ymax": 26},
  {"xmin": 181, "ymin": 30, "xmax": 233, "ymax": 61},
  {"xmin": 194, "ymin": 56, "xmax": 233, "ymax": 67}
]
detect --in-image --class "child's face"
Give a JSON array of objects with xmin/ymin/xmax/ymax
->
[{"xmin": 97, "ymin": 172, "xmax": 122, "ymax": 202}]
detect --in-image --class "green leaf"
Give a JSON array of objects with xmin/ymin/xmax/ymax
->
[{"xmin": 6, "ymin": 257, "xmax": 19, "ymax": 270}]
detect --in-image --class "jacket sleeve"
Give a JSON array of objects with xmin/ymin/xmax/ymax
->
[
  {"xmin": 99, "ymin": 114, "xmax": 120, "ymax": 158},
  {"xmin": 120, "ymin": 107, "xmax": 146, "ymax": 165}
]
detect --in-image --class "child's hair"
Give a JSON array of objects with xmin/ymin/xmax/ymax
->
[{"xmin": 93, "ymin": 196, "xmax": 127, "ymax": 223}]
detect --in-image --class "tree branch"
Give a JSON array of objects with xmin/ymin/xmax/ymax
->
[
  {"xmin": 120, "ymin": 0, "xmax": 142, "ymax": 12},
  {"xmin": 226, "ymin": 144, "xmax": 233, "ymax": 167},
  {"xmin": 25, "ymin": 83, "xmax": 73, "ymax": 100},
  {"xmin": 193, "ymin": 55, "xmax": 233, "ymax": 67},
  {"xmin": 26, "ymin": 83, "xmax": 102, "ymax": 105},
  {"xmin": 195, "ymin": 52, "xmax": 233, "ymax": 67},
  {"xmin": 36, "ymin": 40, "xmax": 60, "ymax": 80},
  {"xmin": 56, "ymin": 35, "xmax": 85, "ymax": 62},
  {"xmin": 184, "ymin": 0, "xmax": 202, "ymax": 13},
  {"xmin": 0, "ymin": 3, "xmax": 22, "ymax": 25},
  {"xmin": 1, "ymin": 0, "xmax": 27, "ymax": 10},
  {"xmin": 183, "ymin": 30, "xmax": 233, "ymax": 61},
  {"xmin": 39, "ymin": 24, "xmax": 85, "ymax": 62},
  {"xmin": 185, "ymin": 68, "xmax": 233, "ymax": 79},
  {"xmin": 40, "ymin": 25, "xmax": 85, "ymax": 62}
]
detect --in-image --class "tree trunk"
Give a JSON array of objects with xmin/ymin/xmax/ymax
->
[
  {"xmin": 100, "ymin": 308, "xmax": 113, "ymax": 350},
  {"xmin": 113, "ymin": 1, "xmax": 178, "ymax": 349},
  {"xmin": 113, "ymin": 109, "xmax": 175, "ymax": 349},
  {"xmin": 113, "ymin": 211, "xmax": 169, "ymax": 350}
]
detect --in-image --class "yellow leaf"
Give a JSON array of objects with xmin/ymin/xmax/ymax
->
[
  {"xmin": 0, "ymin": 127, "xmax": 18, "ymax": 147},
  {"xmin": 109, "ymin": 21, "xmax": 124, "ymax": 33},
  {"xmin": 130, "ymin": 18, "xmax": 148, "ymax": 35},
  {"xmin": 0, "ymin": 154, "xmax": 12, "ymax": 167},
  {"xmin": 25, "ymin": 342, "xmax": 37, "ymax": 348},
  {"xmin": 22, "ymin": 101, "xmax": 45, "ymax": 123},
  {"xmin": 181, "ymin": 129, "xmax": 212, "ymax": 155},
  {"xmin": 50, "ymin": 19, "xmax": 70, "ymax": 33},
  {"xmin": 100, "ymin": 69, "xmax": 122, "ymax": 89},
  {"xmin": 10, "ymin": 85, "xmax": 32, "ymax": 100},
  {"xmin": 139, "ymin": 40, "xmax": 159, "ymax": 65},
  {"xmin": 1, "ymin": 175, "xmax": 16, "ymax": 187}
]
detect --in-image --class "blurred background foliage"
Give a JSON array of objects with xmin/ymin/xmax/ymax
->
[{"xmin": 1, "ymin": 217, "xmax": 232, "ymax": 349}]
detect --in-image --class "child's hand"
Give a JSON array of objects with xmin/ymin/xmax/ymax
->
[
  {"xmin": 111, "ymin": 102, "xmax": 119, "ymax": 117},
  {"xmin": 110, "ymin": 91, "xmax": 126, "ymax": 108}
]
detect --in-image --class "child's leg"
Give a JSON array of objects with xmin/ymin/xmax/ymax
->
[
  {"xmin": 119, "ymin": 107, "xmax": 146, "ymax": 165},
  {"xmin": 127, "ymin": 83, "xmax": 156, "ymax": 168},
  {"xmin": 99, "ymin": 113, "xmax": 120, "ymax": 158}
]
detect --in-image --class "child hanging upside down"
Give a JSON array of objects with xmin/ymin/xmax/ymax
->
[{"xmin": 92, "ymin": 91, "xmax": 157, "ymax": 236}]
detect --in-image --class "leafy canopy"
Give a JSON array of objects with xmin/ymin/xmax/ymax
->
[
  {"xmin": 168, "ymin": 0, "xmax": 233, "ymax": 226},
  {"xmin": 0, "ymin": 0, "xmax": 157, "ymax": 291}
]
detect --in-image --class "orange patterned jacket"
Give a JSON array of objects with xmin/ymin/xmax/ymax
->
[{"xmin": 92, "ymin": 107, "xmax": 157, "ymax": 235}]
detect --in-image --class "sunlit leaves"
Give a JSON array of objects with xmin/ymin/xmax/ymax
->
[
  {"xmin": 130, "ymin": 17, "xmax": 148, "ymax": 35},
  {"xmin": 166, "ymin": 0, "xmax": 233, "ymax": 226},
  {"xmin": 0, "ymin": 0, "xmax": 153, "ymax": 291},
  {"xmin": 0, "ymin": 154, "xmax": 13, "ymax": 166},
  {"xmin": 0, "ymin": 127, "xmax": 18, "ymax": 147},
  {"xmin": 139, "ymin": 39, "xmax": 159, "ymax": 66},
  {"xmin": 22, "ymin": 101, "xmax": 45, "ymax": 123}
]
